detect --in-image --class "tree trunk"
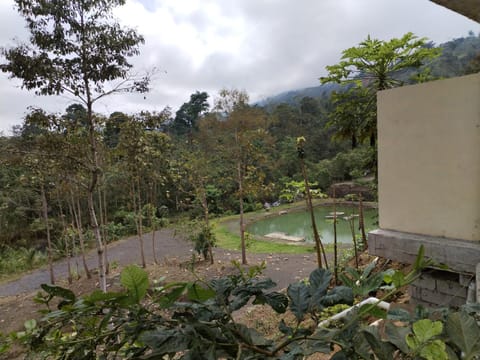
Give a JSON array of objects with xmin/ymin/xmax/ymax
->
[
  {"xmin": 300, "ymin": 158, "xmax": 328, "ymax": 269},
  {"xmin": 57, "ymin": 199, "xmax": 72, "ymax": 285},
  {"xmin": 358, "ymin": 193, "xmax": 367, "ymax": 250},
  {"xmin": 85, "ymin": 89, "xmax": 106, "ymax": 291},
  {"xmin": 348, "ymin": 215, "xmax": 359, "ymax": 269},
  {"xmin": 238, "ymin": 161, "xmax": 247, "ymax": 265},
  {"xmin": 150, "ymin": 208, "xmax": 158, "ymax": 265},
  {"xmin": 72, "ymin": 193, "xmax": 91, "ymax": 279},
  {"xmin": 67, "ymin": 201, "xmax": 80, "ymax": 279},
  {"xmin": 200, "ymin": 187, "xmax": 214, "ymax": 264},
  {"xmin": 150, "ymin": 183, "xmax": 159, "ymax": 265},
  {"xmin": 333, "ymin": 187, "xmax": 338, "ymax": 284},
  {"xmin": 235, "ymin": 126, "xmax": 247, "ymax": 266},
  {"xmin": 133, "ymin": 179, "xmax": 146, "ymax": 268},
  {"xmin": 103, "ymin": 187, "xmax": 110, "ymax": 273},
  {"xmin": 98, "ymin": 186, "xmax": 109, "ymax": 274},
  {"xmin": 41, "ymin": 184, "xmax": 55, "ymax": 284},
  {"xmin": 87, "ymin": 189, "xmax": 106, "ymax": 291}
]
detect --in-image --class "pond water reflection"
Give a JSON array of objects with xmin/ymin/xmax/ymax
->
[{"xmin": 247, "ymin": 205, "xmax": 377, "ymax": 244}]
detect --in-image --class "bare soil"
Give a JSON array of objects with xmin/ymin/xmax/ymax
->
[
  {"xmin": 0, "ymin": 228, "xmax": 322, "ymax": 334},
  {"xmin": 0, "ymin": 228, "xmax": 410, "ymax": 360}
]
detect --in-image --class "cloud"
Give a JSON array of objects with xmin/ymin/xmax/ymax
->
[{"xmin": 0, "ymin": 0, "xmax": 478, "ymax": 134}]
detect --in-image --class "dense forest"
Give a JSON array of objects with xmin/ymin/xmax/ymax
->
[{"xmin": 0, "ymin": 0, "xmax": 479, "ymax": 283}]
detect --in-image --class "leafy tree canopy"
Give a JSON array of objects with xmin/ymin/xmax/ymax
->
[
  {"xmin": 214, "ymin": 88, "xmax": 249, "ymax": 114},
  {"xmin": 171, "ymin": 91, "xmax": 209, "ymax": 136},
  {"xmin": 0, "ymin": 0, "xmax": 148, "ymax": 104},
  {"xmin": 0, "ymin": 0, "xmax": 151, "ymax": 292},
  {"xmin": 328, "ymin": 85, "xmax": 376, "ymax": 149},
  {"xmin": 320, "ymin": 32, "xmax": 441, "ymax": 91}
]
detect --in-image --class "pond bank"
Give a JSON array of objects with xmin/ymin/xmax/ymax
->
[{"xmin": 214, "ymin": 199, "xmax": 377, "ymax": 253}]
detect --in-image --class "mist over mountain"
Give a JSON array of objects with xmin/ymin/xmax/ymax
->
[{"xmin": 258, "ymin": 33, "xmax": 480, "ymax": 109}]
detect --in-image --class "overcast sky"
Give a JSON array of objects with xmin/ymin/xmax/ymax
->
[{"xmin": 0, "ymin": 0, "xmax": 478, "ymax": 134}]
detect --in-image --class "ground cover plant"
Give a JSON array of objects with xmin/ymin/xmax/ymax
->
[
  {"xmin": 3, "ymin": 246, "xmax": 479, "ymax": 359},
  {"xmin": 0, "ymin": 247, "xmax": 47, "ymax": 280}
]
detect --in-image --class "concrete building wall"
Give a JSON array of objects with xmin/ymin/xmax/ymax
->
[{"xmin": 377, "ymin": 73, "xmax": 480, "ymax": 241}]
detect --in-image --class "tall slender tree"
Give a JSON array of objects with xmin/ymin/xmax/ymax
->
[
  {"xmin": 16, "ymin": 109, "xmax": 63, "ymax": 284},
  {"xmin": 321, "ymin": 32, "xmax": 440, "ymax": 92},
  {"xmin": 320, "ymin": 32, "xmax": 441, "ymax": 146},
  {"xmin": 211, "ymin": 89, "xmax": 273, "ymax": 265},
  {"xmin": 321, "ymin": 33, "xmax": 440, "ymax": 178},
  {"xmin": 116, "ymin": 112, "xmax": 171, "ymax": 267},
  {"xmin": 1, "ymin": 0, "xmax": 149, "ymax": 291},
  {"xmin": 296, "ymin": 137, "xmax": 328, "ymax": 269},
  {"xmin": 179, "ymin": 144, "xmax": 216, "ymax": 264}
]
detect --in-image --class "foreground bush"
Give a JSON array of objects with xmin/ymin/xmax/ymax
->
[{"xmin": 3, "ymin": 248, "xmax": 480, "ymax": 359}]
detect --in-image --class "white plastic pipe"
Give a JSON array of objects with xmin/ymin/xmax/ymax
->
[{"xmin": 318, "ymin": 297, "xmax": 390, "ymax": 327}]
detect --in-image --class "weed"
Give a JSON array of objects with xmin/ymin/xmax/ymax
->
[{"xmin": 0, "ymin": 246, "xmax": 47, "ymax": 278}]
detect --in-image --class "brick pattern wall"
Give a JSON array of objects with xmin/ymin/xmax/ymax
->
[{"xmin": 409, "ymin": 269, "xmax": 471, "ymax": 307}]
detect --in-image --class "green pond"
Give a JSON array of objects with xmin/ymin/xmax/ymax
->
[{"xmin": 247, "ymin": 205, "xmax": 377, "ymax": 244}]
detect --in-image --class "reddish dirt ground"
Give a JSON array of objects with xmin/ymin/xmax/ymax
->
[
  {"xmin": 0, "ymin": 229, "xmax": 407, "ymax": 360},
  {"xmin": 0, "ymin": 228, "xmax": 323, "ymax": 334}
]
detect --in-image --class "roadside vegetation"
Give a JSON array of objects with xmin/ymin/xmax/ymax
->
[
  {"xmin": 0, "ymin": 247, "xmax": 47, "ymax": 281},
  {"xmin": 3, "ymin": 247, "xmax": 480, "ymax": 359}
]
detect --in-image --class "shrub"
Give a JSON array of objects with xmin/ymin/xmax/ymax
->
[
  {"xmin": 104, "ymin": 222, "xmax": 128, "ymax": 242},
  {"xmin": 279, "ymin": 179, "xmax": 327, "ymax": 203},
  {"xmin": 9, "ymin": 246, "xmax": 474, "ymax": 360},
  {"xmin": 0, "ymin": 246, "xmax": 47, "ymax": 276},
  {"xmin": 189, "ymin": 223, "xmax": 216, "ymax": 261}
]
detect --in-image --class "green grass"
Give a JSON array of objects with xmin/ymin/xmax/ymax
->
[
  {"xmin": 211, "ymin": 200, "xmax": 342, "ymax": 254},
  {"xmin": 211, "ymin": 198, "xmax": 371, "ymax": 255},
  {"xmin": 0, "ymin": 246, "xmax": 48, "ymax": 283},
  {"xmin": 214, "ymin": 221, "xmax": 316, "ymax": 254}
]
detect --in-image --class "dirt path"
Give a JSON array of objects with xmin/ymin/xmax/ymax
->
[
  {"xmin": 0, "ymin": 229, "xmax": 187, "ymax": 297},
  {"xmin": 0, "ymin": 228, "xmax": 322, "ymax": 297}
]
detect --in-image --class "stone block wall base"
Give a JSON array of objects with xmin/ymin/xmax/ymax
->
[
  {"xmin": 368, "ymin": 229, "xmax": 480, "ymax": 274},
  {"xmin": 409, "ymin": 269, "xmax": 471, "ymax": 308},
  {"xmin": 368, "ymin": 229, "xmax": 480, "ymax": 307}
]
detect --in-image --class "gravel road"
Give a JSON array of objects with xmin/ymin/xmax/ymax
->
[{"xmin": 0, "ymin": 228, "xmax": 321, "ymax": 297}]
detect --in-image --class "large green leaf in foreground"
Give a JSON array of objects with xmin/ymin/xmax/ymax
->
[{"xmin": 120, "ymin": 264, "xmax": 149, "ymax": 303}]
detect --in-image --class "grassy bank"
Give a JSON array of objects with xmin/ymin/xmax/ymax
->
[
  {"xmin": 212, "ymin": 198, "xmax": 377, "ymax": 254},
  {"xmin": 212, "ymin": 199, "xmax": 344, "ymax": 254},
  {"xmin": 214, "ymin": 220, "xmax": 317, "ymax": 254}
]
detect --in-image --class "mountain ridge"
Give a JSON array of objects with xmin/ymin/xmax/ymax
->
[{"xmin": 258, "ymin": 33, "xmax": 480, "ymax": 108}]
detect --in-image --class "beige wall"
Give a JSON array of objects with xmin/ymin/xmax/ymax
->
[{"xmin": 377, "ymin": 73, "xmax": 480, "ymax": 241}]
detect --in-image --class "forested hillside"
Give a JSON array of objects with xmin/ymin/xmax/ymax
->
[
  {"xmin": 260, "ymin": 32, "xmax": 480, "ymax": 107},
  {"xmin": 429, "ymin": 32, "xmax": 480, "ymax": 77}
]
